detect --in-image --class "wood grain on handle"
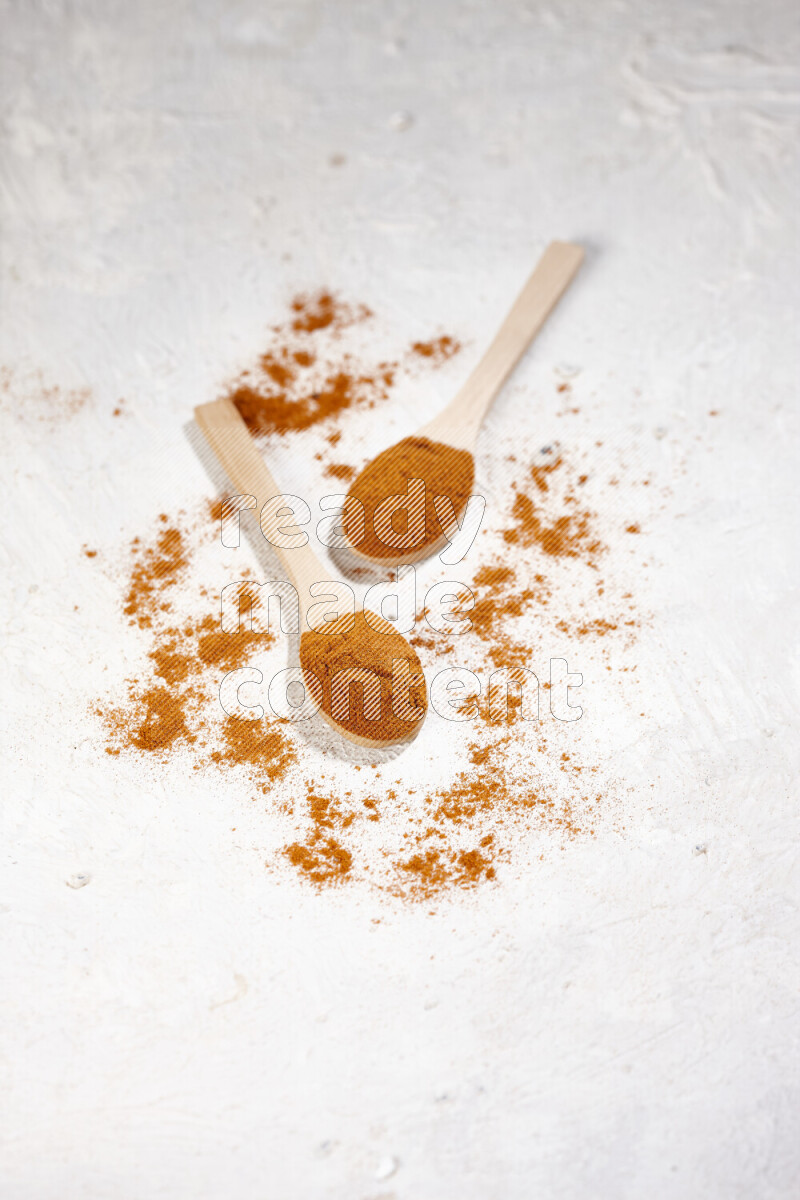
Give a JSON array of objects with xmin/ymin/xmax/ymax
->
[
  {"xmin": 421, "ymin": 241, "xmax": 584, "ymax": 448},
  {"xmin": 194, "ymin": 397, "xmax": 332, "ymax": 606}
]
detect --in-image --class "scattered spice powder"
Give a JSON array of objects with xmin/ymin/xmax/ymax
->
[
  {"xmin": 285, "ymin": 837, "xmax": 354, "ymax": 885},
  {"xmin": 409, "ymin": 335, "xmax": 461, "ymax": 365},
  {"xmin": 196, "ymin": 611, "xmax": 265, "ymax": 672},
  {"xmin": 503, "ymin": 494, "xmax": 603, "ymax": 563},
  {"xmin": 290, "ymin": 291, "xmax": 370, "ymax": 334},
  {"xmin": 96, "ymin": 289, "xmax": 642, "ymax": 901},
  {"xmin": 284, "ymin": 790, "xmax": 355, "ymax": 884},
  {"xmin": 391, "ymin": 722, "xmax": 596, "ymax": 899},
  {"xmin": 558, "ymin": 617, "xmax": 619, "ymax": 637},
  {"xmin": 130, "ymin": 685, "xmax": 195, "ymax": 753},
  {"xmin": 222, "ymin": 294, "xmax": 463, "ymax": 494},
  {"xmin": 531, "ymin": 454, "xmax": 563, "ymax": 494},
  {"xmin": 102, "ymin": 511, "xmax": 295, "ymax": 790},
  {"xmin": 464, "ymin": 563, "xmax": 549, "ymax": 668},
  {"xmin": 210, "ymin": 717, "xmax": 296, "ymax": 784},
  {"xmin": 496, "ymin": 452, "xmax": 607, "ymax": 573},
  {"xmin": 486, "ymin": 454, "xmax": 638, "ymax": 645},
  {"xmin": 123, "ymin": 516, "xmax": 189, "ymax": 630},
  {"xmin": 325, "ymin": 462, "xmax": 356, "ymax": 481},
  {"xmin": 0, "ymin": 366, "xmax": 91, "ymax": 424},
  {"xmin": 232, "ymin": 365, "xmax": 395, "ymax": 438},
  {"xmin": 229, "ymin": 291, "xmax": 395, "ymax": 438}
]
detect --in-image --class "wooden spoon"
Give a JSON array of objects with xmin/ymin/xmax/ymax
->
[
  {"xmin": 342, "ymin": 240, "xmax": 585, "ymax": 566},
  {"xmin": 195, "ymin": 397, "xmax": 427, "ymax": 749}
]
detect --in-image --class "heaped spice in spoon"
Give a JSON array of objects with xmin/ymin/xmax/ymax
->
[
  {"xmin": 300, "ymin": 611, "xmax": 427, "ymax": 742},
  {"xmin": 343, "ymin": 436, "xmax": 474, "ymax": 559}
]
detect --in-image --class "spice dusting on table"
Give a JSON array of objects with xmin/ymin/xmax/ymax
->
[
  {"xmin": 324, "ymin": 462, "xmax": 356, "ymax": 481},
  {"xmin": 502, "ymin": 454, "xmax": 604, "ymax": 565},
  {"xmin": 95, "ymin": 289, "xmax": 642, "ymax": 900},
  {"xmin": 409, "ymin": 335, "xmax": 461, "ymax": 365},
  {"xmin": 290, "ymin": 291, "xmax": 370, "ymax": 334},
  {"xmin": 229, "ymin": 291, "xmax": 395, "ymax": 437},
  {"xmin": 102, "ymin": 511, "xmax": 295, "ymax": 786},
  {"xmin": 0, "ymin": 365, "xmax": 91, "ymax": 424}
]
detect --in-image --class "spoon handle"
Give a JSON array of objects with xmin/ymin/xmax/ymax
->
[
  {"xmin": 423, "ymin": 240, "xmax": 584, "ymax": 448},
  {"xmin": 195, "ymin": 397, "xmax": 331, "ymax": 609}
]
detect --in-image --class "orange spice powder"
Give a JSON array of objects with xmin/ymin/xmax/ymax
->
[
  {"xmin": 324, "ymin": 462, "xmax": 356, "ymax": 481},
  {"xmin": 98, "ymin": 488, "xmax": 622, "ymax": 898},
  {"xmin": 95, "ymin": 291, "xmax": 642, "ymax": 901},
  {"xmin": 299, "ymin": 611, "xmax": 427, "ymax": 743},
  {"xmin": 229, "ymin": 291, "xmax": 395, "ymax": 438},
  {"xmin": 409, "ymin": 335, "xmax": 461, "ymax": 365},
  {"xmin": 344, "ymin": 436, "xmax": 475, "ymax": 560},
  {"xmin": 102, "ymin": 513, "xmax": 295, "ymax": 789}
]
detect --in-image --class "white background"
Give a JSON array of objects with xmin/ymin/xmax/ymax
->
[{"xmin": 1, "ymin": 0, "xmax": 799, "ymax": 1196}]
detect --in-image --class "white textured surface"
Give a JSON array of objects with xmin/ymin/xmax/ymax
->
[{"xmin": 2, "ymin": 1, "xmax": 800, "ymax": 1197}]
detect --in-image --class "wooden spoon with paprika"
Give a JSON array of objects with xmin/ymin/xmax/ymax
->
[
  {"xmin": 195, "ymin": 398, "xmax": 427, "ymax": 750},
  {"xmin": 341, "ymin": 240, "xmax": 584, "ymax": 566}
]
